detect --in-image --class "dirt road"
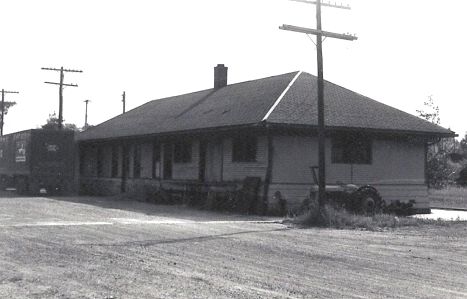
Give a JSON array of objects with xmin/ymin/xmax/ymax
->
[{"xmin": 0, "ymin": 195, "xmax": 466, "ymax": 298}]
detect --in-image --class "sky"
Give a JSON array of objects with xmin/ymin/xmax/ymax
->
[{"xmin": 0, "ymin": 0, "xmax": 466, "ymax": 138}]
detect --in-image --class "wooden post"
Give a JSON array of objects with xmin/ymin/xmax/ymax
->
[
  {"xmin": 279, "ymin": 0, "xmax": 357, "ymax": 211},
  {"xmin": 42, "ymin": 66, "xmax": 82, "ymax": 130},
  {"xmin": 316, "ymin": 0, "xmax": 326, "ymax": 209},
  {"xmin": 122, "ymin": 91, "xmax": 126, "ymax": 114},
  {"xmin": 58, "ymin": 67, "xmax": 64, "ymax": 129},
  {"xmin": 0, "ymin": 89, "xmax": 19, "ymax": 136}
]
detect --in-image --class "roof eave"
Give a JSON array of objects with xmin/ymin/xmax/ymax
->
[
  {"xmin": 77, "ymin": 122, "xmax": 267, "ymax": 144},
  {"xmin": 264, "ymin": 122, "xmax": 457, "ymax": 138}
]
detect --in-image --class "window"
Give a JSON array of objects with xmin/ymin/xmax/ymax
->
[
  {"xmin": 331, "ymin": 134, "xmax": 372, "ymax": 164},
  {"xmin": 232, "ymin": 136, "xmax": 257, "ymax": 162},
  {"xmin": 133, "ymin": 144, "xmax": 142, "ymax": 178},
  {"xmin": 173, "ymin": 141, "xmax": 192, "ymax": 163},
  {"xmin": 111, "ymin": 146, "xmax": 119, "ymax": 178}
]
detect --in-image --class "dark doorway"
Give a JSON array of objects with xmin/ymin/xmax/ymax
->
[{"xmin": 163, "ymin": 143, "xmax": 173, "ymax": 179}]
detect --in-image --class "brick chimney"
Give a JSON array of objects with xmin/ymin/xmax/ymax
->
[{"xmin": 214, "ymin": 64, "xmax": 228, "ymax": 89}]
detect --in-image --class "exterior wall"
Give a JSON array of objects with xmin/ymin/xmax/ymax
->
[
  {"xmin": 269, "ymin": 135, "xmax": 429, "ymax": 211},
  {"xmin": 172, "ymin": 140, "xmax": 199, "ymax": 180},
  {"xmin": 81, "ymin": 145, "xmax": 98, "ymax": 177},
  {"xmin": 78, "ymin": 133, "xmax": 430, "ymax": 212},
  {"xmin": 79, "ymin": 136, "xmax": 268, "ymax": 194},
  {"xmin": 222, "ymin": 136, "xmax": 268, "ymax": 181},
  {"xmin": 140, "ymin": 142, "xmax": 153, "ymax": 178},
  {"xmin": 101, "ymin": 145, "xmax": 112, "ymax": 178},
  {"xmin": 204, "ymin": 139, "xmax": 222, "ymax": 182}
]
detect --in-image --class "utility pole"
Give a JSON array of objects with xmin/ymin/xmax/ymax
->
[
  {"xmin": 280, "ymin": 0, "xmax": 357, "ymax": 210},
  {"xmin": 1, "ymin": 89, "xmax": 19, "ymax": 136},
  {"xmin": 41, "ymin": 67, "xmax": 83, "ymax": 129},
  {"xmin": 84, "ymin": 99, "xmax": 90, "ymax": 128},
  {"xmin": 122, "ymin": 91, "xmax": 126, "ymax": 114}
]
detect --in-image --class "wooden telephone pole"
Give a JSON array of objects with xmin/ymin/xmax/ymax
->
[
  {"xmin": 122, "ymin": 91, "xmax": 126, "ymax": 114},
  {"xmin": 41, "ymin": 67, "xmax": 83, "ymax": 129},
  {"xmin": 1, "ymin": 89, "xmax": 19, "ymax": 136},
  {"xmin": 84, "ymin": 99, "xmax": 90, "ymax": 128},
  {"xmin": 280, "ymin": 0, "xmax": 357, "ymax": 209}
]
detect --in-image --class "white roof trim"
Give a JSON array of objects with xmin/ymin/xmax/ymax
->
[{"xmin": 262, "ymin": 71, "xmax": 302, "ymax": 122}]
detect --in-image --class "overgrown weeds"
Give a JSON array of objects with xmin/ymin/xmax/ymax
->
[{"xmin": 293, "ymin": 205, "xmax": 461, "ymax": 231}]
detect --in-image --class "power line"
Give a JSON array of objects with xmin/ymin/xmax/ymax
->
[
  {"xmin": 0, "ymin": 89, "xmax": 19, "ymax": 136},
  {"xmin": 41, "ymin": 66, "xmax": 83, "ymax": 129},
  {"xmin": 280, "ymin": 0, "xmax": 357, "ymax": 211}
]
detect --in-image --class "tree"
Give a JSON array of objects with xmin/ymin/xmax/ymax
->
[
  {"xmin": 416, "ymin": 95, "xmax": 440, "ymax": 125},
  {"xmin": 42, "ymin": 112, "xmax": 80, "ymax": 131},
  {"xmin": 417, "ymin": 96, "xmax": 456, "ymax": 188},
  {"xmin": 1, "ymin": 101, "xmax": 17, "ymax": 127},
  {"xmin": 1, "ymin": 101, "xmax": 16, "ymax": 116}
]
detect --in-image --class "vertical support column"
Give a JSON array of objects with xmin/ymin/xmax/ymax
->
[{"xmin": 316, "ymin": 0, "xmax": 326, "ymax": 209}]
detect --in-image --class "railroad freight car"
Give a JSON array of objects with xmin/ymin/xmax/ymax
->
[{"xmin": 0, "ymin": 129, "xmax": 75, "ymax": 194}]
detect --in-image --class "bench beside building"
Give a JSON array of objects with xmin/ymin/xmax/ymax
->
[{"xmin": 76, "ymin": 65, "xmax": 455, "ymax": 213}]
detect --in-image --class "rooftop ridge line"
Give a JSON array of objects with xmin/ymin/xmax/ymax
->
[{"xmin": 262, "ymin": 71, "xmax": 302, "ymax": 122}]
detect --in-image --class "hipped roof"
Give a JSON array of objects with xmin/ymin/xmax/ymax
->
[{"xmin": 78, "ymin": 71, "xmax": 454, "ymax": 141}]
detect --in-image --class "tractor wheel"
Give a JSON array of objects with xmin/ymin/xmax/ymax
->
[{"xmin": 354, "ymin": 186, "xmax": 384, "ymax": 215}]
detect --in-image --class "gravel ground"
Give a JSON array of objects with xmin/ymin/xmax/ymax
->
[{"xmin": 0, "ymin": 194, "xmax": 466, "ymax": 299}]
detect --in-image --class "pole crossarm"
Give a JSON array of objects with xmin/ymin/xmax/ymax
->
[
  {"xmin": 279, "ymin": 24, "xmax": 357, "ymax": 41},
  {"xmin": 1, "ymin": 91, "xmax": 19, "ymax": 94},
  {"xmin": 41, "ymin": 66, "xmax": 82, "ymax": 129},
  {"xmin": 280, "ymin": 0, "xmax": 356, "ymax": 211},
  {"xmin": 44, "ymin": 81, "xmax": 78, "ymax": 87},
  {"xmin": 289, "ymin": 0, "xmax": 350, "ymax": 9},
  {"xmin": 41, "ymin": 67, "xmax": 83, "ymax": 73}
]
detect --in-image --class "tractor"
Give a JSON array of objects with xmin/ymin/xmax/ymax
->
[{"xmin": 309, "ymin": 166, "xmax": 385, "ymax": 214}]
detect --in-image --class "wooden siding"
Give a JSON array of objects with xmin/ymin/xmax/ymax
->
[
  {"xmin": 330, "ymin": 139, "xmax": 425, "ymax": 186},
  {"xmin": 271, "ymin": 136, "xmax": 425, "ymax": 185},
  {"xmin": 172, "ymin": 140, "xmax": 199, "ymax": 180},
  {"xmin": 204, "ymin": 140, "xmax": 223, "ymax": 182},
  {"xmin": 267, "ymin": 183, "xmax": 429, "ymax": 210},
  {"xmin": 222, "ymin": 136, "xmax": 268, "ymax": 181},
  {"xmin": 270, "ymin": 135, "xmax": 429, "ymax": 210}
]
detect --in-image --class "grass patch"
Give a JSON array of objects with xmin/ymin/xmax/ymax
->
[
  {"xmin": 293, "ymin": 205, "xmax": 462, "ymax": 231},
  {"xmin": 429, "ymin": 186, "xmax": 467, "ymax": 209}
]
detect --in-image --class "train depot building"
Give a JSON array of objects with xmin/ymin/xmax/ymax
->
[{"xmin": 76, "ymin": 65, "xmax": 455, "ymax": 213}]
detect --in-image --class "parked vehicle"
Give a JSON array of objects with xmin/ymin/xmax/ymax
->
[
  {"xmin": 0, "ymin": 129, "xmax": 75, "ymax": 195},
  {"xmin": 309, "ymin": 166, "xmax": 385, "ymax": 214}
]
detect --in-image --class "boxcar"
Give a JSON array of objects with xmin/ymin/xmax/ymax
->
[{"xmin": 0, "ymin": 129, "xmax": 75, "ymax": 194}]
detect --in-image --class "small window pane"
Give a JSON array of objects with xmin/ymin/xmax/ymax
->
[
  {"xmin": 173, "ymin": 141, "xmax": 192, "ymax": 163},
  {"xmin": 331, "ymin": 135, "xmax": 372, "ymax": 164},
  {"xmin": 232, "ymin": 136, "xmax": 257, "ymax": 162}
]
